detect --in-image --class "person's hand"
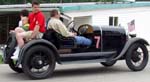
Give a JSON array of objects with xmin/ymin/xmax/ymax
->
[
  {"xmin": 72, "ymin": 32, "xmax": 77, "ymax": 36},
  {"xmin": 70, "ymin": 32, "xmax": 77, "ymax": 36},
  {"xmin": 27, "ymin": 37, "xmax": 34, "ymax": 41},
  {"xmin": 9, "ymin": 30, "xmax": 15, "ymax": 33},
  {"xmin": 27, "ymin": 35, "xmax": 33, "ymax": 41},
  {"xmin": 28, "ymin": 38, "xmax": 32, "ymax": 41}
]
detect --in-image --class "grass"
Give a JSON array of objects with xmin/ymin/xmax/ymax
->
[{"xmin": 0, "ymin": 54, "xmax": 3, "ymax": 64}]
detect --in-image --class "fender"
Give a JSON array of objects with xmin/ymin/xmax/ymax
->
[
  {"xmin": 16, "ymin": 39, "xmax": 60, "ymax": 66},
  {"xmin": 112, "ymin": 37, "xmax": 149, "ymax": 61}
]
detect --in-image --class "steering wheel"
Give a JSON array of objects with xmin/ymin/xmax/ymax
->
[
  {"xmin": 67, "ymin": 20, "xmax": 77, "ymax": 33},
  {"xmin": 78, "ymin": 24, "xmax": 91, "ymax": 35}
]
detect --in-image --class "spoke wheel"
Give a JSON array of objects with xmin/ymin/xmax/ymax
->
[
  {"xmin": 125, "ymin": 43, "xmax": 148, "ymax": 71},
  {"xmin": 22, "ymin": 45, "xmax": 56, "ymax": 79},
  {"xmin": 4, "ymin": 33, "xmax": 23, "ymax": 73},
  {"xmin": 4, "ymin": 33, "xmax": 17, "ymax": 63}
]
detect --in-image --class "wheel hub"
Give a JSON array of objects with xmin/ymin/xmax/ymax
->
[
  {"xmin": 31, "ymin": 56, "xmax": 44, "ymax": 69},
  {"xmin": 132, "ymin": 51, "xmax": 141, "ymax": 62}
]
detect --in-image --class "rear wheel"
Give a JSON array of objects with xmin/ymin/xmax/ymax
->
[
  {"xmin": 4, "ymin": 33, "xmax": 17, "ymax": 63},
  {"xmin": 5, "ymin": 33, "xmax": 23, "ymax": 73},
  {"xmin": 101, "ymin": 60, "xmax": 117, "ymax": 67},
  {"xmin": 125, "ymin": 43, "xmax": 148, "ymax": 71},
  {"xmin": 22, "ymin": 45, "xmax": 56, "ymax": 79}
]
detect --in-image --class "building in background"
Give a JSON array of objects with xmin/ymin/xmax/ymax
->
[
  {"xmin": 0, "ymin": 1, "xmax": 150, "ymax": 44},
  {"xmin": 0, "ymin": 0, "xmax": 139, "ymax": 5}
]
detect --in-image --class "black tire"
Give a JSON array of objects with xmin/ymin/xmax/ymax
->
[
  {"xmin": 5, "ymin": 33, "xmax": 23, "ymax": 73},
  {"xmin": 8, "ymin": 59, "xmax": 23, "ymax": 73},
  {"xmin": 101, "ymin": 60, "xmax": 117, "ymax": 67},
  {"xmin": 125, "ymin": 43, "xmax": 148, "ymax": 71},
  {"xmin": 4, "ymin": 33, "xmax": 17, "ymax": 63},
  {"xmin": 22, "ymin": 45, "xmax": 56, "ymax": 79}
]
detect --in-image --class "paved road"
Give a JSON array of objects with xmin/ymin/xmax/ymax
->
[{"xmin": 0, "ymin": 60, "xmax": 150, "ymax": 82}]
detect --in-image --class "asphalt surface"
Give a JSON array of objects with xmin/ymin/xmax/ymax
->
[
  {"xmin": 0, "ymin": 48, "xmax": 150, "ymax": 82},
  {"xmin": 0, "ymin": 60, "xmax": 150, "ymax": 82}
]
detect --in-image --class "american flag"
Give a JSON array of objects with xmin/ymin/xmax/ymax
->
[{"xmin": 128, "ymin": 20, "xmax": 135, "ymax": 32}]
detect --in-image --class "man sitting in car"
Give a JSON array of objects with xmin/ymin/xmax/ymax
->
[{"xmin": 47, "ymin": 9, "xmax": 92, "ymax": 46}]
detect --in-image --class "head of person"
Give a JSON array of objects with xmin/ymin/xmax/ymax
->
[
  {"xmin": 22, "ymin": 17, "xmax": 28, "ymax": 25},
  {"xmin": 50, "ymin": 9, "xmax": 61, "ymax": 19},
  {"xmin": 20, "ymin": 9, "xmax": 29, "ymax": 18},
  {"xmin": 32, "ymin": 0, "xmax": 40, "ymax": 13}
]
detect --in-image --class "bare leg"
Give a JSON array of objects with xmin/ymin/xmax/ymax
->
[
  {"xmin": 16, "ymin": 32, "xmax": 26, "ymax": 48},
  {"xmin": 11, "ymin": 31, "xmax": 26, "ymax": 60},
  {"xmin": 15, "ymin": 27, "xmax": 24, "ymax": 33}
]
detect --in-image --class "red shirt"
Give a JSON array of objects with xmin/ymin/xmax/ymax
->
[{"xmin": 28, "ymin": 11, "xmax": 45, "ymax": 33}]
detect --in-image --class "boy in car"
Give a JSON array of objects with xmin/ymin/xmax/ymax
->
[{"xmin": 11, "ymin": 16, "xmax": 31, "ymax": 59}]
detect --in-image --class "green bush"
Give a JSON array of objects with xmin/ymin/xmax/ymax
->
[
  {"xmin": 0, "ymin": 55, "xmax": 2, "ymax": 64},
  {"xmin": 0, "ymin": 50, "xmax": 3, "ymax": 64}
]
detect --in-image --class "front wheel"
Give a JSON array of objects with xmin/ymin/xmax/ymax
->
[
  {"xmin": 22, "ymin": 45, "xmax": 56, "ymax": 79},
  {"xmin": 125, "ymin": 43, "xmax": 148, "ymax": 71}
]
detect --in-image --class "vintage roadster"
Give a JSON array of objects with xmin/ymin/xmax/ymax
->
[{"xmin": 2, "ymin": 24, "xmax": 149, "ymax": 79}]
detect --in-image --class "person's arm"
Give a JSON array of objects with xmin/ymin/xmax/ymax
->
[
  {"xmin": 56, "ymin": 20, "xmax": 75, "ymax": 37},
  {"xmin": 30, "ymin": 24, "xmax": 40, "ymax": 39}
]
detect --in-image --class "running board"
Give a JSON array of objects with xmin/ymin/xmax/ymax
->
[
  {"xmin": 61, "ymin": 59, "xmax": 107, "ymax": 64},
  {"xmin": 60, "ymin": 51, "xmax": 116, "ymax": 62}
]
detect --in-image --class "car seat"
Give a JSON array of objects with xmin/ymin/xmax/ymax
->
[{"xmin": 42, "ymin": 29, "xmax": 77, "ymax": 49}]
